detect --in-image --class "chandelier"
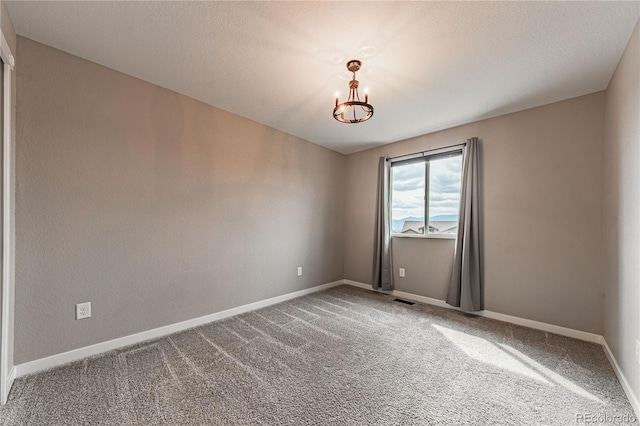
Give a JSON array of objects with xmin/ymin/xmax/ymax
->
[{"xmin": 333, "ymin": 59, "xmax": 374, "ymax": 123}]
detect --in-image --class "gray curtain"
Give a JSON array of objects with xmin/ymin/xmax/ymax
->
[
  {"xmin": 372, "ymin": 156, "xmax": 393, "ymax": 291},
  {"xmin": 446, "ymin": 137, "xmax": 483, "ymax": 312}
]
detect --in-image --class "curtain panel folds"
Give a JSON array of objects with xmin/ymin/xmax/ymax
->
[
  {"xmin": 372, "ymin": 156, "xmax": 393, "ymax": 291},
  {"xmin": 446, "ymin": 137, "xmax": 483, "ymax": 312}
]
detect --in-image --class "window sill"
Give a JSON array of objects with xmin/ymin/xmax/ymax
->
[{"xmin": 391, "ymin": 234, "xmax": 457, "ymax": 240}]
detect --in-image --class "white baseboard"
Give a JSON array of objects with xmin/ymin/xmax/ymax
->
[
  {"xmin": 602, "ymin": 338, "xmax": 640, "ymax": 418},
  {"xmin": 477, "ymin": 310, "xmax": 602, "ymax": 344},
  {"xmin": 343, "ymin": 280, "xmax": 375, "ymax": 291},
  {"xmin": 343, "ymin": 279, "xmax": 600, "ymax": 343},
  {"xmin": 14, "ymin": 280, "xmax": 344, "ymax": 378}
]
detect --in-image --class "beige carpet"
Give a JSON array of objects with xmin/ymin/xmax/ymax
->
[{"xmin": 0, "ymin": 285, "xmax": 636, "ymax": 425}]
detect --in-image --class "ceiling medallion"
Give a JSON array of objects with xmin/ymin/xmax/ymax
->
[{"xmin": 333, "ymin": 59, "xmax": 374, "ymax": 123}]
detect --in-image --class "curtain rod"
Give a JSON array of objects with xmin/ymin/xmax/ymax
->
[{"xmin": 386, "ymin": 142, "xmax": 466, "ymax": 162}]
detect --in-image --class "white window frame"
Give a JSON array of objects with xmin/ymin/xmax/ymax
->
[{"xmin": 389, "ymin": 146, "xmax": 463, "ymax": 240}]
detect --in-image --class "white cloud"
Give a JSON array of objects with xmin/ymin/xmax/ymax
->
[{"xmin": 391, "ymin": 155, "xmax": 462, "ymax": 220}]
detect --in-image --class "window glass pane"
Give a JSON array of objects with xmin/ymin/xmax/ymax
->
[
  {"xmin": 391, "ymin": 162, "xmax": 425, "ymax": 234},
  {"xmin": 427, "ymin": 155, "xmax": 463, "ymax": 235}
]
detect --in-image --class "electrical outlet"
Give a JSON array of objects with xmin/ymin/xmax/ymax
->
[
  {"xmin": 76, "ymin": 302, "xmax": 91, "ymax": 320},
  {"xmin": 399, "ymin": 268, "xmax": 405, "ymax": 278},
  {"xmin": 297, "ymin": 267, "xmax": 303, "ymax": 276}
]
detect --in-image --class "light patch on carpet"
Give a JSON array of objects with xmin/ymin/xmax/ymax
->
[
  {"xmin": 500, "ymin": 343, "xmax": 603, "ymax": 404},
  {"xmin": 433, "ymin": 323, "xmax": 550, "ymax": 384}
]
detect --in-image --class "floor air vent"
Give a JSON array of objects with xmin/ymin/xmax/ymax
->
[{"xmin": 393, "ymin": 298, "xmax": 415, "ymax": 305}]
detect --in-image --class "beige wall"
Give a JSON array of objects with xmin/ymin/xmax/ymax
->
[
  {"xmin": 14, "ymin": 37, "xmax": 345, "ymax": 364},
  {"xmin": 603, "ymin": 20, "xmax": 640, "ymax": 400},
  {"xmin": 345, "ymin": 92, "xmax": 605, "ymax": 334}
]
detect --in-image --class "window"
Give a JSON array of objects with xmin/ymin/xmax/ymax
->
[{"xmin": 390, "ymin": 151, "xmax": 463, "ymax": 237}]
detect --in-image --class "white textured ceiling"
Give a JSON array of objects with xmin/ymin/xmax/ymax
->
[{"xmin": 6, "ymin": 1, "xmax": 640, "ymax": 154}]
